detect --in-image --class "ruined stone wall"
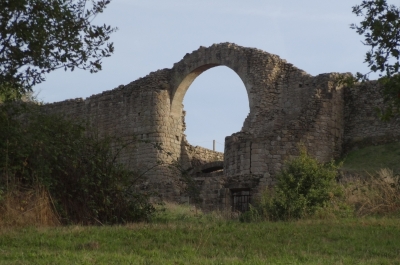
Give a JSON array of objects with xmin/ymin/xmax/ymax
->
[
  {"xmin": 343, "ymin": 81, "xmax": 400, "ymax": 151},
  {"xmin": 191, "ymin": 171, "xmax": 226, "ymax": 210},
  {"xmin": 169, "ymin": 43, "xmax": 334, "ymax": 192},
  {"xmin": 42, "ymin": 43, "xmax": 400, "ymax": 207},
  {"xmin": 180, "ymin": 139, "xmax": 224, "ymax": 169},
  {"xmin": 43, "ymin": 69, "xmax": 188, "ymax": 200},
  {"xmin": 189, "ymin": 170, "xmax": 263, "ymax": 211},
  {"xmin": 224, "ymin": 72, "xmax": 345, "ymax": 188}
]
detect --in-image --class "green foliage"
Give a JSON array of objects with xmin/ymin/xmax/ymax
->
[
  {"xmin": 258, "ymin": 148, "xmax": 343, "ymax": 221},
  {"xmin": 0, "ymin": 0, "xmax": 116, "ymax": 98},
  {"xmin": 0, "ymin": 103, "xmax": 154, "ymax": 225},
  {"xmin": 351, "ymin": 0, "xmax": 400, "ymax": 119}
]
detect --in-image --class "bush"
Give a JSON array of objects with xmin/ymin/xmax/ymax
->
[
  {"xmin": 0, "ymin": 102, "xmax": 154, "ymax": 225},
  {"xmin": 258, "ymin": 147, "xmax": 344, "ymax": 221}
]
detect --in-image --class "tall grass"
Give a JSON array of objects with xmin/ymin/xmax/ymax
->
[
  {"xmin": 152, "ymin": 202, "xmax": 241, "ymax": 224},
  {"xmin": 343, "ymin": 168, "xmax": 400, "ymax": 217},
  {"xmin": 0, "ymin": 186, "xmax": 60, "ymax": 227}
]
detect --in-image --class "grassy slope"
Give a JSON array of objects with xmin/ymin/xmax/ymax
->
[
  {"xmin": 340, "ymin": 141, "xmax": 400, "ymax": 175},
  {"xmin": 1, "ymin": 218, "xmax": 400, "ymax": 265}
]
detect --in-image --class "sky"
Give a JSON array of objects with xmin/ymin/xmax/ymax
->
[{"xmin": 34, "ymin": 0, "xmax": 389, "ymax": 152}]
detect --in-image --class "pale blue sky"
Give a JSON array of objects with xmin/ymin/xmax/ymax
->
[{"xmin": 35, "ymin": 0, "xmax": 384, "ymax": 151}]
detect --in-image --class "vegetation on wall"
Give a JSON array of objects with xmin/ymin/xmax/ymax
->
[{"xmin": 0, "ymin": 102, "xmax": 154, "ymax": 225}]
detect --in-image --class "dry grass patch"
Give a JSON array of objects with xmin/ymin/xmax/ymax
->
[
  {"xmin": 343, "ymin": 168, "xmax": 400, "ymax": 216},
  {"xmin": 0, "ymin": 186, "xmax": 60, "ymax": 228}
]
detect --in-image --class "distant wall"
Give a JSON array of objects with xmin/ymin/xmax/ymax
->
[
  {"xmin": 180, "ymin": 139, "xmax": 224, "ymax": 169},
  {"xmin": 343, "ymin": 81, "xmax": 400, "ymax": 152}
]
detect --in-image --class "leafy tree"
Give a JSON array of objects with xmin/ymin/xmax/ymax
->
[
  {"xmin": 0, "ymin": 0, "xmax": 116, "ymax": 99},
  {"xmin": 351, "ymin": 0, "xmax": 400, "ymax": 119}
]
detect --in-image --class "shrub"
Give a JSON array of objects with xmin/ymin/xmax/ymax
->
[
  {"xmin": 259, "ymin": 147, "xmax": 343, "ymax": 221},
  {"xmin": 0, "ymin": 102, "xmax": 154, "ymax": 225}
]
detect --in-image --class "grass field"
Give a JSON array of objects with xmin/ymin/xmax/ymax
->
[
  {"xmin": 1, "ymin": 213, "xmax": 400, "ymax": 264},
  {"xmin": 1, "ymin": 143, "xmax": 400, "ymax": 264}
]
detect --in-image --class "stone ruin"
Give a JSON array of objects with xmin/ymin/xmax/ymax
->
[{"xmin": 44, "ymin": 43, "xmax": 400, "ymax": 211}]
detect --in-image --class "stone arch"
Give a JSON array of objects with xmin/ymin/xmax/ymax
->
[
  {"xmin": 166, "ymin": 43, "xmax": 337, "ymax": 179},
  {"xmin": 170, "ymin": 63, "xmax": 252, "ymax": 118},
  {"xmin": 168, "ymin": 43, "xmax": 278, "ymax": 120},
  {"xmin": 165, "ymin": 43, "xmax": 293, "ymax": 179}
]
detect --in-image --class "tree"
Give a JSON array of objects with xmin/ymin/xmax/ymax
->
[
  {"xmin": 0, "ymin": 0, "xmax": 116, "ymax": 99},
  {"xmin": 351, "ymin": 0, "xmax": 400, "ymax": 119}
]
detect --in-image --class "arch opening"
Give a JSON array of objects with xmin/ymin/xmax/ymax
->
[
  {"xmin": 180, "ymin": 66, "xmax": 250, "ymax": 152},
  {"xmin": 170, "ymin": 64, "xmax": 219, "ymax": 118}
]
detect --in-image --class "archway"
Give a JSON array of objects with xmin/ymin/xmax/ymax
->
[
  {"xmin": 167, "ymin": 43, "xmax": 297, "ymax": 177},
  {"xmin": 169, "ymin": 44, "xmax": 258, "ymax": 120},
  {"xmin": 168, "ymin": 43, "xmax": 269, "ymax": 173},
  {"xmin": 182, "ymin": 66, "xmax": 249, "ymax": 152}
]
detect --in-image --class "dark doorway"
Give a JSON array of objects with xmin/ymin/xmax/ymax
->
[{"xmin": 231, "ymin": 189, "xmax": 251, "ymax": 212}]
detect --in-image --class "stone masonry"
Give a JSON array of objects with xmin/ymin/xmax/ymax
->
[{"xmin": 44, "ymin": 43, "xmax": 400, "ymax": 211}]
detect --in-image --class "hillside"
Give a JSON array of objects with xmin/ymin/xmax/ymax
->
[{"xmin": 340, "ymin": 141, "xmax": 400, "ymax": 175}]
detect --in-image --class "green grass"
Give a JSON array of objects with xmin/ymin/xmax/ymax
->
[
  {"xmin": 340, "ymin": 141, "xmax": 400, "ymax": 174},
  {"xmin": 2, "ymin": 143, "xmax": 400, "ymax": 264},
  {"xmin": 1, "ymin": 217, "xmax": 400, "ymax": 264}
]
